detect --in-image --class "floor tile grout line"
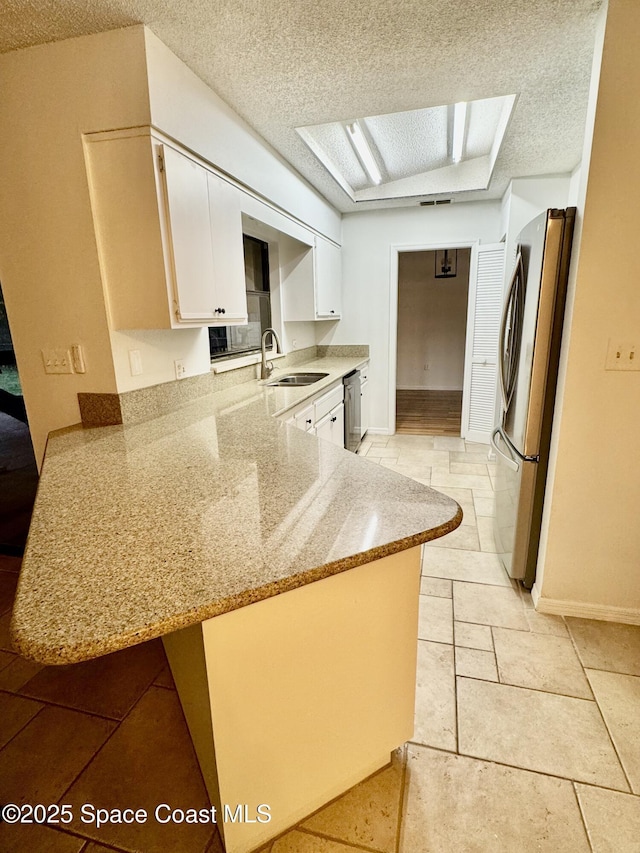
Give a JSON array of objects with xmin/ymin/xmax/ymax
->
[
  {"xmin": 452, "ymin": 638, "xmax": 460, "ymax": 755},
  {"xmin": 0, "ymin": 702, "xmax": 47, "ymax": 753},
  {"xmin": 53, "ymin": 679, "xmax": 167, "ymax": 809},
  {"xmin": 490, "ymin": 627, "xmax": 502, "ymax": 684},
  {"xmin": 408, "ymin": 740, "xmax": 634, "ymax": 796},
  {"xmin": 570, "ymin": 778, "xmax": 640, "ymax": 798},
  {"xmin": 45, "ymin": 823, "xmax": 134, "ymax": 853},
  {"xmin": 565, "ymin": 628, "xmax": 636, "ymax": 794},
  {"xmin": 451, "ymin": 583, "xmax": 460, "ymax": 755},
  {"xmin": 295, "ymin": 825, "xmax": 385, "ymax": 852},
  {"xmin": 394, "ymin": 743, "xmax": 408, "ymax": 853},
  {"xmin": 0, "ymin": 655, "xmax": 172, "ymax": 723},
  {"xmin": 571, "ymin": 780, "xmax": 596, "ymax": 853},
  {"xmin": 455, "ymin": 672, "xmax": 600, "ymax": 705},
  {"xmin": 53, "ymin": 716, "xmax": 122, "ymax": 810},
  {"xmin": 0, "ymin": 684, "xmax": 146, "ymax": 724}
]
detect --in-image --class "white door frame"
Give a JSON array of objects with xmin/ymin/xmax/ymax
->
[{"xmin": 388, "ymin": 240, "xmax": 479, "ymax": 436}]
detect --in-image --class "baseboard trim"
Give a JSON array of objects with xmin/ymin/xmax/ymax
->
[
  {"xmin": 534, "ymin": 593, "xmax": 640, "ymax": 625},
  {"xmin": 366, "ymin": 427, "xmax": 392, "ymax": 436}
]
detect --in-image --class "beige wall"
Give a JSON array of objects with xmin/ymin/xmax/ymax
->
[
  {"xmin": 396, "ymin": 250, "xmax": 470, "ymax": 391},
  {"xmin": 0, "ymin": 28, "xmax": 150, "ymax": 463},
  {"xmin": 536, "ymin": 0, "xmax": 640, "ymax": 617}
]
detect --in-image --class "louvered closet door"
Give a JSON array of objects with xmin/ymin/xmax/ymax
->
[{"xmin": 461, "ymin": 243, "xmax": 505, "ymax": 443}]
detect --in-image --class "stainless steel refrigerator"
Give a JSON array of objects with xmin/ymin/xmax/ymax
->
[{"xmin": 491, "ymin": 208, "xmax": 576, "ymax": 589}]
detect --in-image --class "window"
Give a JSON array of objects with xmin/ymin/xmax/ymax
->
[{"xmin": 209, "ymin": 235, "xmax": 271, "ymax": 360}]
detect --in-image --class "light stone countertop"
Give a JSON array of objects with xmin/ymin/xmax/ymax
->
[{"xmin": 11, "ymin": 356, "xmax": 461, "ymax": 665}]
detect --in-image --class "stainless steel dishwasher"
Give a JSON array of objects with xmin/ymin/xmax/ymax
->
[{"xmin": 343, "ymin": 369, "xmax": 361, "ymax": 452}]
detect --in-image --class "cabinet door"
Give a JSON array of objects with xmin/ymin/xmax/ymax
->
[
  {"xmin": 161, "ymin": 145, "xmax": 218, "ymax": 323},
  {"xmin": 206, "ymin": 172, "xmax": 248, "ymax": 322},
  {"xmin": 330, "ymin": 401, "xmax": 345, "ymax": 447},
  {"xmin": 314, "ymin": 237, "xmax": 342, "ymax": 319},
  {"xmin": 314, "ymin": 403, "xmax": 344, "ymax": 448}
]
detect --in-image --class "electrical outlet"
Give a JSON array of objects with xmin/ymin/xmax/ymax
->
[
  {"xmin": 605, "ymin": 340, "xmax": 639, "ymax": 371},
  {"xmin": 42, "ymin": 348, "xmax": 73, "ymax": 374},
  {"xmin": 129, "ymin": 349, "xmax": 143, "ymax": 376},
  {"xmin": 174, "ymin": 359, "xmax": 186, "ymax": 380}
]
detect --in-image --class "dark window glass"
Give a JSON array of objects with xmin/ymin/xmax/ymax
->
[{"xmin": 209, "ymin": 235, "xmax": 271, "ymax": 360}]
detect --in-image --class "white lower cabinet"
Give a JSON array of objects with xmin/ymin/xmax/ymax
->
[
  {"xmin": 313, "ymin": 402, "xmax": 345, "ymax": 448},
  {"xmin": 281, "ymin": 380, "xmax": 346, "ymax": 448},
  {"xmin": 293, "ymin": 404, "xmax": 314, "ymax": 432}
]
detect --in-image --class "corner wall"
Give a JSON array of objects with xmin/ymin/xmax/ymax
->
[
  {"xmin": 0, "ymin": 27, "xmax": 150, "ymax": 464},
  {"xmin": 535, "ymin": 0, "xmax": 640, "ymax": 619}
]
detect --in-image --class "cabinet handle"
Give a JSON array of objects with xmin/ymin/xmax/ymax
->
[
  {"xmin": 331, "ymin": 416, "xmax": 337, "ymax": 423},
  {"xmin": 213, "ymin": 307, "xmax": 226, "ymax": 315},
  {"xmin": 306, "ymin": 419, "xmax": 312, "ymax": 425},
  {"xmin": 330, "ymin": 310, "xmax": 335, "ymax": 314}
]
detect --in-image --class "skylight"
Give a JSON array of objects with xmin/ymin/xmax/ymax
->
[{"xmin": 296, "ymin": 94, "xmax": 517, "ymax": 203}]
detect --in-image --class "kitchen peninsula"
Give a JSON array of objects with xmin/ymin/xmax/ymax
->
[{"xmin": 11, "ymin": 354, "xmax": 461, "ymax": 853}]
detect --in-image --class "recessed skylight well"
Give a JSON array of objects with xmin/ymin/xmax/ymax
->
[{"xmin": 295, "ymin": 94, "xmax": 517, "ymax": 204}]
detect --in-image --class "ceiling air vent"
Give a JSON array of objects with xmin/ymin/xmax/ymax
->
[{"xmin": 420, "ymin": 199, "xmax": 452, "ymax": 206}]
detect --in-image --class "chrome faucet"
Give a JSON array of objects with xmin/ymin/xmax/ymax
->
[{"xmin": 260, "ymin": 328, "xmax": 283, "ymax": 380}]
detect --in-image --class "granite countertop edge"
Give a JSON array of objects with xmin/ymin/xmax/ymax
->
[
  {"xmin": 11, "ymin": 354, "xmax": 463, "ymax": 665},
  {"xmin": 11, "ymin": 510, "xmax": 461, "ymax": 666}
]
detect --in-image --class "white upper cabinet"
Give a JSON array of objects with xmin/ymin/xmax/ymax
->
[
  {"xmin": 161, "ymin": 144, "xmax": 217, "ymax": 323},
  {"xmin": 84, "ymin": 128, "xmax": 247, "ymax": 330},
  {"xmin": 314, "ymin": 236, "xmax": 342, "ymax": 319},
  {"xmin": 206, "ymin": 171, "xmax": 248, "ymax": 322},
  {"xmin": 281, "ymin": 234, "xmax": 342, "ymax": 322}
]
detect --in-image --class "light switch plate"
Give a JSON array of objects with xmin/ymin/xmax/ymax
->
[{"xmin": 42, "ymin": 348, "xmax": 73, "ymax": 374}]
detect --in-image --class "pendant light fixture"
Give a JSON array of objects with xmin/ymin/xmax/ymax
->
[{"xmin": 434, "ymin": 248, "xmax": 458, "ymax": 279}]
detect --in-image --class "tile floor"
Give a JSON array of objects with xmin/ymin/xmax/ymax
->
[{"xmin": 1, "ymin": 433, "xmax": 640, "ymax": 851}]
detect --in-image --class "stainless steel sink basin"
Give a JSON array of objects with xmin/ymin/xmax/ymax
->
[{"xmin": 267, "ymin": 372, "xmax": 329, "ymax": 387}]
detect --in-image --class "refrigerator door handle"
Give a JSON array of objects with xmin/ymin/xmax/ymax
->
[
  {"xmin": 491, "ymin": 427, "xmax": 520, "ymax": 473},
  {"xmin": 498, "ymin": 251, "xmax": 523, "ymax": 410}
]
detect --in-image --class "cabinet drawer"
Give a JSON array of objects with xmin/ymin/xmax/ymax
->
[{"xmin": 313, "ymin": 383, "xmax": 344, "ymax": 423}]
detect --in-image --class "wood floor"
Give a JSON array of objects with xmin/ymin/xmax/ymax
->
[{"xmin": 396, "ymin": 389, "xmax": 462, "ymax": 436}]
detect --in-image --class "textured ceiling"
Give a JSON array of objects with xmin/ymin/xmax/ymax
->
[{"xmin": 1, "ymin": 0, "xmax": 602, "ymax": 213}]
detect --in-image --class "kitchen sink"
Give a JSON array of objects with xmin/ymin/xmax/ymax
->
[{"xmin": 267, "ymin": 372, "xmax": 329, "ymax": 386}]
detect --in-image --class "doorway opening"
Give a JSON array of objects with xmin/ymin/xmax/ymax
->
[
  {"xmin": 0, "ymin": 284, "xmax": 38, "ymax": 555},
  {"xmin": 395, "ymin": 248, "xmax": 470, "ymax": 435}
]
